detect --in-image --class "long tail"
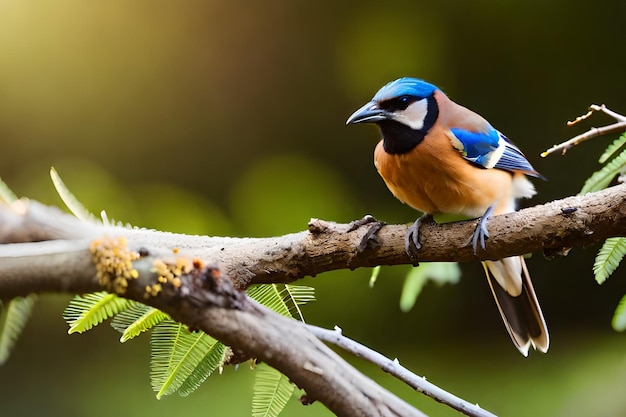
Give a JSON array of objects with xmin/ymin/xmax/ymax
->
[{"xmin": 482, "ymin": 256, "xmax": 549, "ymax": 356}]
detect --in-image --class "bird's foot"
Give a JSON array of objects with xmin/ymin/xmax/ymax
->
[
  {"xmin": 405, "ymin": 213, "xmax": 434, "ymax": 266},
  {"xmin": 469, "ymin": 206, "xmax": 494, "ymax": 254},
  {"xmin": 348, "ymin": 215, "xmax": 386, "ymax": 253}
]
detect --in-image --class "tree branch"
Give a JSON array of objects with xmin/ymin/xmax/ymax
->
[
  {"xmin": 2, "ymin": 183, "xmax": 625, "ymax": 294},
  {"xmin": 1, "ymin": 183, "xmax": 625, "ymax": 417}
]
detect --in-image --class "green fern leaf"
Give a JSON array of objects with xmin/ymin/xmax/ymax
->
[
  {"xmin": 281, "ymin": 285, "xmax": 315, "ymax": 322},
  {"xmin": 593, "ymin": 237, "xmax": 626, "ymax": 284},
  {"xmin": 110, "ymin": 302, "xmax": 169, "ymax": 342},
  {"xmin": 599, "ymin": 134, "xmax": 626, "ymax": 164},
  {"xmin": 580, "ymin": 148, "xmax": 626, "ymax": 195},
  {"xmin": 247, "ymin": 285, "xmax": 291, "ymax": 318},
  {"xmin": 252, "ymin": 364, "xmax": 295, "ymax": 417},
  {"xmin": 0, "ymin": 177, "xmax": 17, "ymax": 203},
  {"xmin": 50, "ymin": 167, "xmax": 97, "ymax": 222},
  {"xmin": 400, "ymin": 262, "xmax": 461, "ymax": 312},
  {"xmin": 63, "ymin": 292, "xmax": 131, "ymax": 334},
  {"xmin": 612, "ymin": 293, "xmax": 626, "ymax": 331},
  {"xmin": 150, "ymin": 319, "xmax": 223, "ymax": 399},
  {"xmin": 177, "ymin": 340, "xmax": 227, "ymax": 397},
  {"xmin": 0, "ymin": 295, "xmax": 38, "ymax": 365}
]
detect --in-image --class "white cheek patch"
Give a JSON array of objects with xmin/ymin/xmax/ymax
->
[{"xmin": 392, "ymin": 98, "xmax": 429, "ymax": 130}]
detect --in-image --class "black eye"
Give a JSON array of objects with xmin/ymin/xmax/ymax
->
[{"xmin": 380, "ymin": 95, "xmax": 416, "ymax": 112}]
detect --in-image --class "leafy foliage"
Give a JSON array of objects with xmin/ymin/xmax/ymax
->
[
  {"xmin": 110, "ymin": 302, "xmax": 169, "ymax": 342},
  {"xmin": 581, "ymin": 133, "xmax": 626, "ymax": 329},
  {"xmin": 63, "ymin": 292, "xmax": 131, "ymax": 333},
  {"xmin": 580, "ymin": 146, "xmax": 626, "ymax": 194},
  {"xmin": 612, "ymin": 294, "xmax": 626, "ymax": 332},
  {"xmin": 0, "ymin": 295, "xmax": 38, "ymax": 365},
  {"xmin": 593, "ymin": 237, "xmax": 626, "ymax": 284},
  {"xmin": 252, "ymin": 364, "xmax": 295, "ymax": 417},
  {"xmin": 150, "ymin": 319, "xmax": 226, "ymax": 399},
  {"xmin": 50, "ymin": 167, "xmax": 97, "ymax": 222},
  {"xmin": 0, "ymin": 176, "xmax": 17, "ymax": 203},
  {"xmin": 599, "ymin": 134, "xmax": 626, "ymax": 164},
  {"xmin": 400, "ymin": 262, "xmax": 461, "ymax": 313},
  {"xmin": 246, "ymin": 284, "xmax": 315, "ymax": 321}
]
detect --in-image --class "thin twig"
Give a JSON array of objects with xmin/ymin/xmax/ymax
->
[
  {"xmin": 306, "ymin": 324, "xmax": 498, "ymax": 417},
  {"xmin": 541, "ymin": 104, "xmax": 626, "ymax": 157}
]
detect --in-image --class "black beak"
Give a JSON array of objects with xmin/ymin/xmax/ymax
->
[{"xmin": 346, "ymin": 101, "xmax": 389, "ymax": 125}]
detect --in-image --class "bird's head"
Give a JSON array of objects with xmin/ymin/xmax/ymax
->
[{"xmin": 346, "ymin": 77, "xmax": 440, "ymax": 154}]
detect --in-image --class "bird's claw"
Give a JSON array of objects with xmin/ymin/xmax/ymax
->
[
  {"xmin": 470, "ymin": 206, "xmax": 494, "ymax": 254},
  {"xmin": 405, "ymin": 214, "xmax": 433, "ymax": 266},
  {"xmin": 348, "ymin": 215, "xmax": 386, "ymax": 253}
]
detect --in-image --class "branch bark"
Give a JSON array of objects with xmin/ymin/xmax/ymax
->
[{"xmin": 2, "ymin": 183, "xmax": 625, "ymax": 293}]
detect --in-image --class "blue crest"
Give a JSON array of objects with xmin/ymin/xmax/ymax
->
[{"xmin": 372, "ymin": 77, "xmax": 438, "ymax": 102}]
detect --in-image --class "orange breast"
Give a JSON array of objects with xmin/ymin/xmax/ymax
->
[{"xmin": 373, "ymin": 130, "xmax": 516, "ymax": 217}]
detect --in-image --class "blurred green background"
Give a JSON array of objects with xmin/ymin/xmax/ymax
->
[{"xmin": 2, "ymin": 1, "xmax": 626, "ymax": 416}]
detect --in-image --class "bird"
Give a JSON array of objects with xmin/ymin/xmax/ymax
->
[{"xmin": 346, "ymin": 77, "xmax": 549, "ymax": 356}]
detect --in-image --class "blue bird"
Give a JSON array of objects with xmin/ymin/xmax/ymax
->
[{"xmin": 347, "ymin": 77, "xmax": 549, "ymax": 356}]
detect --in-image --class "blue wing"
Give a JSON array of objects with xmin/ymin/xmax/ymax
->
[
  {"xmin": 496, "ymin": 133, "xmax": 544, "ymax": 178},
  {"xmin": 449, "ymin": 128, "xmax": 543, "ymax": 178},
  {"xmin": 449, "ymin": 127, "xmax": 500, "ymax": 168}
]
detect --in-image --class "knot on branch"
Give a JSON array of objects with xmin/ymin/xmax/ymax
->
[{"xmin": 179, "ymin": 261, "xmax": 246, "ymax": 311}]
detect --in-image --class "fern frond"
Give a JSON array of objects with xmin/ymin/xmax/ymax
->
[
  {"xmin": 110, "ymin": 302, "xmax": 169, "ymax": 342},
  {"xmin": 580, "ymin": 148, "xmax": 626, "ymax": 195},
  {"xmin": 247, "ymin": 285, "xmax": 291, "ymax": 318},
  {"xmin": 400, "ymin": 262, "xmax": 461, "ymax": 313},
  {"xmin": 0, "ymin": 295, "xmax": 38, "ymax": 364},
  {"xmin": 281, "ymin": 285, "xmax": 315, "ymax": 322},
  {"xmin": 50, "ymin": 167, "xmax": 97, "ymax": 222},
  {"xmin": 599, "ymin": 134, "xmax": 626, "ymax": 164},
  {"xmin": 63, "ymin": 292, "xmax": 131, "ymax": 334},
  {"xmin": 150, "ymin": 319, "xmax": 223, "ymax": 399},
  {"xmin": 252, "ymin": 364, "xmax": 295, "ymax": 417},
  {"xmin": 177, "ymin": 340, "xmax": 227, "ymax": 397},
  {"xmin": 593, "ymin": 237, "xmax": 626, "ymax": 284},
  {"xmin": 612, "ymin": 293, "xmax": 626, "ymax": 331},
  {"xmin": 0, "ymin": 177, "xmax": 17, "ymax": 203}
]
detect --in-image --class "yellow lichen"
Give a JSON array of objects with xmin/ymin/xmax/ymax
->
[
  {"xmin": 146, "ymin": 255, "xmax": 194, "ymax": 297},
  {"xmin": 89, "ymin": 236, "xmax": 140, "ymax": 294}
]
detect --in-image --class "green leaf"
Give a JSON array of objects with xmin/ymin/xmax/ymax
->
[
  {"xmin": 400, "ymin": 263, "xmax": 461, "ymax": 312},
  {"xmin": 593, "ymin": 237, "xmax": 626, "ymax": 284},
  {"xmin": 177, "ymin": 340, "xmax": 227, "ymax": 397},
  {"xmin": 282, "ymin": 284, "xmax": 315, "ymax": 322},
  {"xmin": 580, "ymin": 148, "xmax": 626, "ymax": 195},
  {"xmin": 599, "ymin": 134, "xmax": 626, "ymax": 164},
  {"xmin": 612, "ymin": 293, "xmax": 626, "ymax": 331},
  {"xmin": 0, "ymin": 177, "xmax": 17, "ymax": 203},
  {"xmin": 150, "ymin": 319, "xmax": 224, "ymax": 398},
  {"xmin": 247, "ymin": 284, "xmax": 292, "ymax": 318},
  {"xmin": 247, "ymin": 284, "xmax": 314, "ymax": 322},
  {"xmin": 252, "ymin": 364, "xmax": 295, "ymax": 417},
  {"xmin": 0, "ymin": 295, "xmax": 38, "ymax": 365},
  {"xmin": 369, "ymin": 265, "xmax": 382, "ymax": 288},
  {"xmin": 110, "ymin": 302, "xmax": 169, "ymax": 342},
  {"xmin": 63, "ymin": 292, "xmax": 131, "ymax": 334},
  {"xmin": 50, "ymin": 167, "xmax": 97, "ymax": 222}
]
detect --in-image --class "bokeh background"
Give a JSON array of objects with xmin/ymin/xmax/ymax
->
[{"xmin": 2, "ymin": 1, "xmax": 626, "ymax": 416}]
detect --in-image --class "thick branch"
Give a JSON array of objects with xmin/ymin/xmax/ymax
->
[{"xmin": 1, "ymin": 183, "xmax": 625, "ymax": 292}]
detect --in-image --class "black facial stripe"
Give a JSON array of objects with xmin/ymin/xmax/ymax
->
[{"xmin": 378, "ymin": 95, "xmax": 418, "ymax": 113}]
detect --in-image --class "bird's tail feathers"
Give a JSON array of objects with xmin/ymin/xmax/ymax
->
[{"xmin": 483, "ymin": 257, "xmax": 549, "ymax": 356}]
